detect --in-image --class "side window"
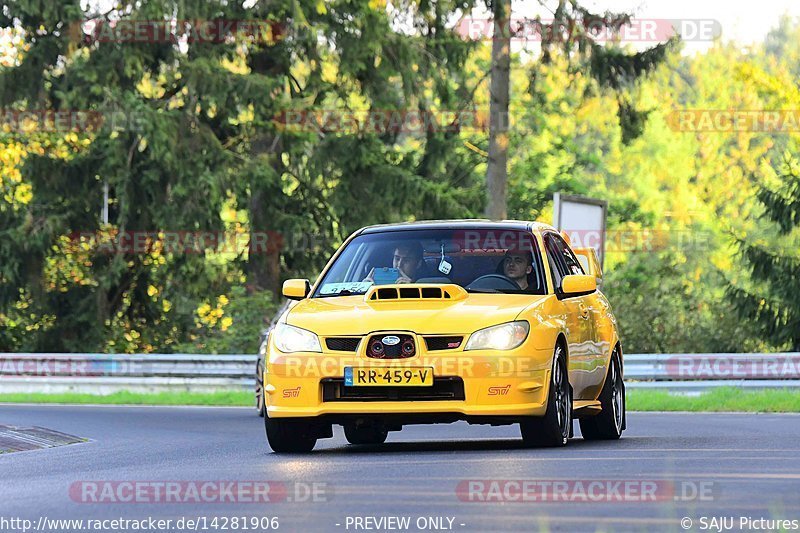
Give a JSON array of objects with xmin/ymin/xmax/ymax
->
[
  {"xmin": 553, "ymin": 235, "xmax": 586, "ymax": 276},
  {"xmin": 543, "ymin": 233, "xmax": 570, "ymax": 292}
]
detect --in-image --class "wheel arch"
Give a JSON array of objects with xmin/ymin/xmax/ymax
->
[
  {"xmin": 555, "ymin": 332, "xmax": 569, "ymax": 367},
  {"xmin": 614, "ymin": 340, "xmax": 624, "ymax": 376},
  {"xmin": 596, "ymin": 340, "xmax": 623, "ymax": 400}
]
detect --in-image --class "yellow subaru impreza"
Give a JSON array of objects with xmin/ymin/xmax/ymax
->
[{"xmin": 261, "ymin": 221, "xmax": 624, "ymax": 452}]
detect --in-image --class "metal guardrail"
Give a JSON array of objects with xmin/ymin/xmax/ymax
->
[
  {"xmin": 0, "ymin": 353, "xmax": 253, "ymax": 394},
  {"xmin": 1, "ymin": 352, "xmax": 799, "ymax": 394},
  {"xmin": 624, "ymin": 352, "xmax": 800, "ymax": 392}
]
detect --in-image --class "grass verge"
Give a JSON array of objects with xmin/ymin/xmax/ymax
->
[
  {"xmin": 627, "ymin": 387, "xmax": 800, "ymax": 412},
  {"xmin": 1, "ymin": 387, "xmax": 800, "ymax": 412},
  {"xmin": 0, "ymin": 390, "xmax": 252, "ymax": 406}
]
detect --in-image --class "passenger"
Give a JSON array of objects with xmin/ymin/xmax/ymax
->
[
  {"xmin": 365, "ymin": 242, "xmax": 425, "ymax": 284},
  {"xmin": 501, "ymin": 251, "xmax": 534, "ymax": 290}
]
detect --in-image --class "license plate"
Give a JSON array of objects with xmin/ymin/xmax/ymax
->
[{"xmin": 344, "ymin": 367, "xmax": 434, "ymax": 387}]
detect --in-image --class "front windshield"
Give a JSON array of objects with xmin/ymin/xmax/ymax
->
[{"xmin": 313, "ymin": 228, "xmax": 546, "ymax": 297}]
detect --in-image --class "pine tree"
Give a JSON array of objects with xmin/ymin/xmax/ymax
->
[
  {"xmin": 729, "ymin": 152, "xmax": 800, "ymax": 350},
  {"xmin": 0, "ymin": 0, "xmax": 484, "ymax": 351}
]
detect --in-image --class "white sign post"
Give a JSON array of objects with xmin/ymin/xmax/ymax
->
[{"xmin": 553, "ymin": 193, "xmax": 607, "ymax": 270}]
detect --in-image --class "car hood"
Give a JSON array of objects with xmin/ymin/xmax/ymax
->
[{"xmin": 284, "ymin": 293, "xmax": 548, "ymax": 336}]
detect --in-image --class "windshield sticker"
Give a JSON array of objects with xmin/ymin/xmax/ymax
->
[{"xmin": 319, "ymin": 281, "xmax": 373, "ymax": 295}]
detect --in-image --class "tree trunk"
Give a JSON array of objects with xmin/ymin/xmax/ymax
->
[
  {"xmin": 248, "ymin": 189, "xmax": 282, "ymax": 298},
  {"xmin": 247, "ymin": 135, "xmax": 282, "ymax": 298},
  {"xmin": 485, "ymin": 0, "xmax": 511, "ymax": 220}
]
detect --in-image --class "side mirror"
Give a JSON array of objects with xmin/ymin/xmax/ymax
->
[
  {"xmin": 572, "ymin": 247, "xmax": 603, "ymax": 284},
  {"xmin": 561, "ymin": 274, "xmax": 597, "ymax": 296},
  {"xmin": 282, "ymin": 279, "xmax": 310, "ymax": 300}
]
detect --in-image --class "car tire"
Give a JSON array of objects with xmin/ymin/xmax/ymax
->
[
  {"xmin": 264, "ymin": 417, "xmax": 317, "ymax": 453},
  {"xmin": 520, "ymin": 343, "xmax": 572, "ymax": 447},
  {"xmin": 343, "ymin": 424, "xmax": 388, "ymax": 445},
  {"xmin": 580, "ymin": 347, "xmax": 625, "ymax": 440},
  {"xmin": 256, "ymin": 358, "xmax": 266, "ymax": 418}
]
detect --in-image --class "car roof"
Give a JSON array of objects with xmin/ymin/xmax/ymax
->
[{"xmin": 358, "ymin": 219, "xmax": 555, "ymax": 235}]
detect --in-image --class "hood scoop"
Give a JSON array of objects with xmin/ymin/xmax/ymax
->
[{"xmin": 365, "ymin": 284, "xmax": 468, "ymax": 302}]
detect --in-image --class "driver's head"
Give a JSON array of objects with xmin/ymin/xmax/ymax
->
[
  {"xmin": 502, "ymin": 251, "xmax": 533, "ymax": 287},
  {"xmin": 393, "ymin": 242, "xmax": 424, "ymax": 278}
]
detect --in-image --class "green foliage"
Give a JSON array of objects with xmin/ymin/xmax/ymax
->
[
  {"xmin": 762, "ymin": 15, "xmax": 800, "ymax": 79},
  {"xmin": 0, "ymin": 0, "xmax": 482, "ymax": 352},
  {"xmin": 173, "ymin": 286, "xmax": 277, "ymax": 354},
  {"xmin": 627, "ymin": 388, "xmax": 800, "ymax": 413},
  {"xmin": 8, "ymin": 388, "xmax": 800, "ymax": 413},
  {"xmin": 728, "ymin": 152, "xmax": 800, "ymax": 350},
  {"xmin": 606, "ymin": 247, "xmax": 767, "ymax": 354},
  {"xmin": 0, "ymin": 390, "xmax": 252, "ymax": 406},
  {"xmin": 2, "ymin": 4, "xmax": 800, "ymax": 355}
]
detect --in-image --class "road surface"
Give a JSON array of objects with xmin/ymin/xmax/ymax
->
[{"xmin": 1, "ymin": 405, "xmax": 799, "ymax": 532}]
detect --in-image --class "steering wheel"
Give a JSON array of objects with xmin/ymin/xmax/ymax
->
[{"xmin": 466, "ymin": 274, "xmax": 520, "ymax": 291}]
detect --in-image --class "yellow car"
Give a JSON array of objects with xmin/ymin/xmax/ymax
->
[{"xmin": 261, "ymin": 220, "xmax": 624, "ymax": 452}]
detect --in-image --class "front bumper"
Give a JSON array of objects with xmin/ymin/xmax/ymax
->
[{"xmin": 263, "ymin": 338, "xmax": 554, "ymax": 420}]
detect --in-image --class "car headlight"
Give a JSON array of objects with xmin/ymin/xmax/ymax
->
[
  {"xmin": 464, "ymin": 321, "xmax": 530, "ymax": 351},
  {"xmin": 272, "ymin": 323, "xmax": 322, "ymax": 353}
]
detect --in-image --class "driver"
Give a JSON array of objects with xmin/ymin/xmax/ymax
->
[
  {"xmin": 502, "ymin": 251, "xmax": 533, "ymax": 290},
  {"xmin": 365, "ymin": 242, "xmax": 425, "ymax": 284}
]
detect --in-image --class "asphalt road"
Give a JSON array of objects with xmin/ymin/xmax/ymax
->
[{"xmin": 1, "ymin": 405, "xmax": 799, "ymax": 533}]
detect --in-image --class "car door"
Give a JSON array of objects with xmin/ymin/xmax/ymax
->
[
  {"xmin": 543, "ymin": 232, "xmax": 595, "ymax": 399},
  {"xmin": 557, "ymin": 236, "xmax": 609, "ymax": 398}
]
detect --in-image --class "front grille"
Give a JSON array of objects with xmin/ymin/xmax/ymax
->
[
  {"xmin": 424, "ymin": 336, "xmax": 463, "ymax": 351},
  {"xmin": 325, "ymin": 337, "xmax": 361, "ymax": 352},
  {"xmin": 366, "ymin": 334, "xmax": 416, "ymax": 359},
  {"xmin": 321, "ymin": 377, "xmax": 465, "ymax": 402}
]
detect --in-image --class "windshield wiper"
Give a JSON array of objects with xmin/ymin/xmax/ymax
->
[
  {"xmin": 316, "ymin": 289, "xmax": 366, "ymax": 298},
  {"xmin": 465, "ymin": 288, "xmax": 501, "ymax": 294}
]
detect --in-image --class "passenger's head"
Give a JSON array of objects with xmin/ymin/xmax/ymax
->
[
  {"xmin": 502, "ymin": 251, "xmax": 533, "ymax": 289},
  {"xmin": 393, "ymin": 242, "xmax": 424, "ymax": 278}
]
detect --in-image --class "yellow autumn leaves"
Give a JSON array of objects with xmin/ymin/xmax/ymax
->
[
  {"xmin": 197, "ymin": 294, "xmax": 233, "ymax": 332},
  {"xmin": 0, "ymin": 141, "xmax": 32, "ymax": 206}
]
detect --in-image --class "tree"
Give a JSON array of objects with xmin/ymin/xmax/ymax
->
[
  {"xmin": 606, "ymin": 246, "xmax": 767, "ymax": 354},
  {"xmin": 763, "ymin": 14, "xmax": 800, "ymax": 79},
  {"xmin": 729, "ymin": 152, "xmax": 800, "ymax": 350},
  {"xmin": 0, "ymin": 0, "xmax": 484, "ymax": 351},
  {"xmin": 481, "ymin": 0, "xmax": 674, "ymax": 219},
  {"xmin": 485, "ymin": 0, "xmax": 510, "ymax": 219}
]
